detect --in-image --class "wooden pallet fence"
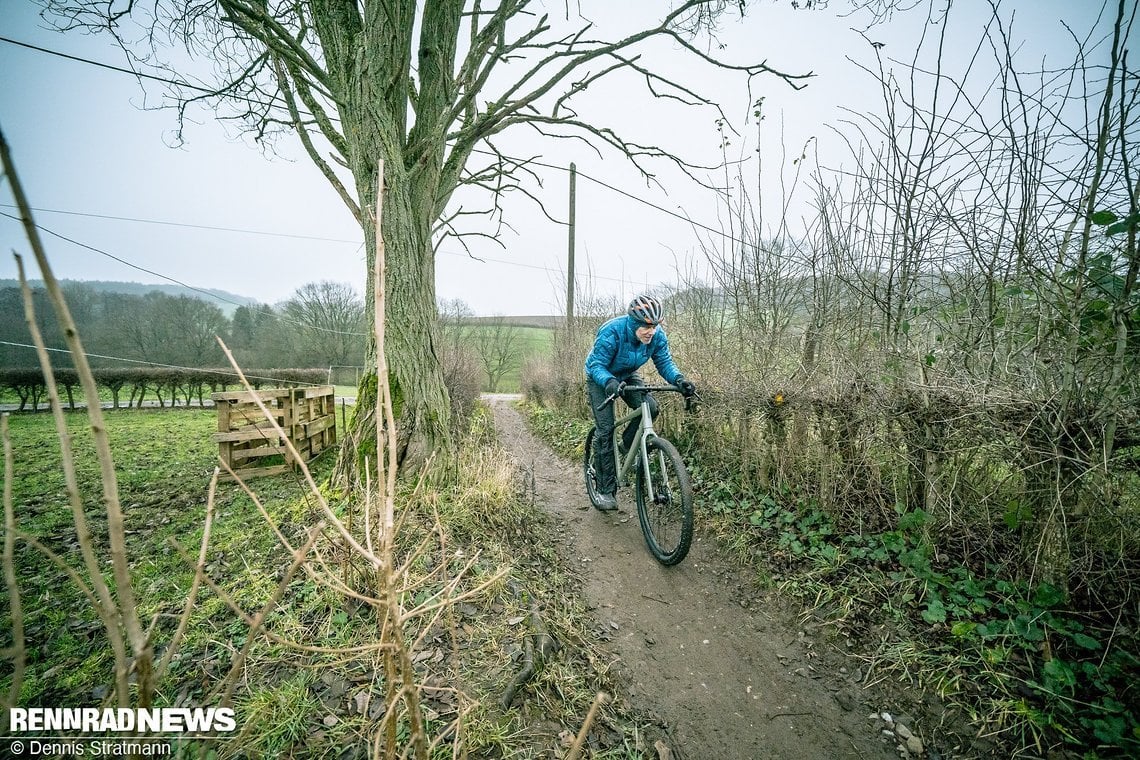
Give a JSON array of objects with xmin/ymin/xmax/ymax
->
[{"xmin": 211, "ymin": 386, "xmax": 337, "ymax": 480}]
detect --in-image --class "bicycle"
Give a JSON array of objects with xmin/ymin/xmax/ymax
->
[{"xmin": 583, "ymin": 383, "xmax": 695, "ymax": 566}]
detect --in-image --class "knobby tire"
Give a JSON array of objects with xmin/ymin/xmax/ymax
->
[
  {"xmin": 635, "ymin": 436, "xmax": 693, "ymax": 565},
  {"xmin": 583, "ymin": 427, "xmax": 603, "ymax": 508}
]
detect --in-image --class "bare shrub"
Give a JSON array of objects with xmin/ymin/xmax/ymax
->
[{"xmin": 439, "ymin": 341, "xmax": 481, "ymax": 434}]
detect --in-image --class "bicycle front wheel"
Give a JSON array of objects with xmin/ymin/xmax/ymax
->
[{"xmin": 635, "ymin": 436, "xmax": 693, "ymax": 565}]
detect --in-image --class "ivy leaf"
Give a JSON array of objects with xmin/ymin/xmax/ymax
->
[
  {"xmin": 1033, "ymin": 583, "xmax": 1065, "ymax": 608},
  {"xmin": 950, "ymin": 620, "xmax": 976, "ymax": 637},
  {"xmin": 922, "ymin": 595, "xmax": 947, "ymax": 624},
  {"xmin": 1070, "ymin": 632, "xmax": 1101, "ymax": 650},
  {"xmin": 1043, "ymin": 658, "xmax": 1077, "ymax": 689},
  {"xmin": 1090, "ymin": 210, "xmax": 1118, "ymax": 225},
  {"xmin": 1105, "ymin": 211, "xmax": 1140, "ymax": 235}
]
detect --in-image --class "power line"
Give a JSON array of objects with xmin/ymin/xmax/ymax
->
[
  {"xmin": 1, "ymin": 35, "xmax": 216, "ymax": 94},
  {"xmin": 435, "ymin": 248, "xmax": 632, "ymax": 286},
  {"xmin": 470, "ymin": 149, "xmax": 748, "ymax": 247},
  {"xmin": 1, "ymin": 199, "xmax": 630, "ymax": 289},
  {"xmin": 0, "ymin": 35, "xmax": 301, "ymax": 115},
  {"xmin": 0, "ymin": 204, "xmax": 361, "ymax": 245},
  {"xmin": 2, "ymin": 207, "xmax": 604, "ymax": 324}
]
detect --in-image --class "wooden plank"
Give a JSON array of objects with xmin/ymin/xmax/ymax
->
[
  {"xmin": 218, "ymin": 420, "xmax": 281, "ymax": 434},
  {"xmin": 298, "ymin": 416, "xmax": 336, "ymax": 437},
  {"xmin": 228, "ymin": 421, "xmax": 281, "ymax": 434},
  {"xmin": 284, "ymin": 391, "xmax": 295, "ymax": 466},
  {"xmin": 227, "ymin": 412, "xmax": 285, "ymax": 427},
  {"xmin": 229, "ymin": 398, "xmax": 286, "ymax": 410},
  {"xmin": 211, "ymin": 389, "xmax": 292, "ymax": 402},
  {"xmin": 218, "ymin": 464, "xmax": 290, "ymax": 481},
  {"xmin": 229, "ymin": 396, "xmax": 286, "ymax": 407},
  {"xmin": 295, "ymin": 385, "xmax": 335, "ymax": 399},
  {"xmin": 213, "ymin": 428, "xmax": 286, "ymax": 443},
  {"xmin": 232, "ymin": 445, "xmax": 288, "ymax": 461}
]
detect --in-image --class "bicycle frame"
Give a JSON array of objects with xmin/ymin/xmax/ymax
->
[{"xmin": 612, "ymin": 396, "xmax": 660, "ymax": 498}]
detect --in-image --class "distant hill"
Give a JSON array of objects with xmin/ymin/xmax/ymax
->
[{"xmin": 0, "ymin": 279, "xmax": 259, "ymax": 315}]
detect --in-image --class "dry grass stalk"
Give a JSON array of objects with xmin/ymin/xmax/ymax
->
[
  {"xmin": 1, "ymin": 130, "xmax": 498, "ymax": 753},
  {"xmin": 1, "ymin": 413, "xmax": 26, "ymax": 708},
  {"xmin": 371, "ymin": 158, "xmax": 427, "ymax": 760},
  {"xmin": 218, "ymin": 458, "xmax": 377, "ymax": 606},
  {"xmin": 12, "ymin": 254, "xmax": 135, "ymax": 703},
  {"xmin": 2, "ymin": 126, "xmax": 155, "ymax": 706},
  {"xmin": 204, "ymin": 160, "xmax": 503, "ymax": 759},
  {"xmin": 431, "ymin": 501, "xmax": 468, "ymax": 760},
  {"xmin": 564, "ymin": 691, "xmax": 609, "ymax": 760}
]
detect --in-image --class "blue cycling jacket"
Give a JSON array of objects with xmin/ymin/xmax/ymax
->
[{"xmin": 584, "ymin": 315, "xmax": 682, "ymax": 387}]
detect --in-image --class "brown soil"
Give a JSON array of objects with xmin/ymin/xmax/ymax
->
[{"xmin": 487, "ymin": 395, "xmax": 900, "ymax": 760}]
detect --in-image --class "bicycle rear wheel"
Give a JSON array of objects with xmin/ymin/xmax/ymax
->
[
  {"xmin": 583, "ymin": 427, "xmax": 604, "ymax": 507},
  {"xmin": 635, "ymin": 436, "xmax": 693, "ymax": 565}
]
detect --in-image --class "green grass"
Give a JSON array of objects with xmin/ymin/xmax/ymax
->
[
  {"xmin": 3, "ymin": 408, "xmax": 335, "ymax": 705},
  {"xmin": 1, "ymin": 403, "xmax": 660, "ymax": 757}
]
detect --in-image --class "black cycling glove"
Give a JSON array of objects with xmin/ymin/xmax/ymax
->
[
  {"xmin": 604, "ymin": 378, "xmax": 623, "ymax": 397},
  {"xmin": 676, "ymin": 376, "xmax": 697, "ymax": 398}
]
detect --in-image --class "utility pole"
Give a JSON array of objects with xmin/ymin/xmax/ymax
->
[{"xmin": 566, "ymin": 162, "xmax": 576, "ymax": 324}]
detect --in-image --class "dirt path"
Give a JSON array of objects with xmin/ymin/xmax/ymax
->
[{"xmin": 487, "ymin": 395, "xmax": 896, "ymax": 760}]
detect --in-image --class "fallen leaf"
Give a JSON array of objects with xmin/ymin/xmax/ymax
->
[{"xmin": 655, "ymin": 739, "xmax": 673, "ymax": 760}]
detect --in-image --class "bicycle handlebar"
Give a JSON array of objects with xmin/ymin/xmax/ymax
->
[{"xmin": 596, "ymin": 384, "xmax": 695, "ymax": 411}]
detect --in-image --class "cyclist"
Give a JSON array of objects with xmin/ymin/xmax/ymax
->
[{"xmin": 584, "ymin": 294, "xmax": 697, "ymax": 511}]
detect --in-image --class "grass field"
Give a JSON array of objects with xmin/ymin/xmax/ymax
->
[
  {"xmin": 0, "ymin": 405, "xmax": 651, "ymax": 757},
  {"xmin": 459, "ymin": 324, "xmax": 554, "ymax": 393}
]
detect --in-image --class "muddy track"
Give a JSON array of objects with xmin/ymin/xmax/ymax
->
[{"xmin": 487, "ymin": 395, "xmax": 896, "ymax": 760}]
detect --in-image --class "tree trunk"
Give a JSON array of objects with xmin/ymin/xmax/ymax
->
[{"xmin": 333, "ymin": 123, "xmax": 452, "ymax": 486}]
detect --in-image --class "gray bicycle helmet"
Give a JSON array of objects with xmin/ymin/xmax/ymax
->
[{"xmin": 628, "ymin": 294, "xmax": 665, "ymax": 325}]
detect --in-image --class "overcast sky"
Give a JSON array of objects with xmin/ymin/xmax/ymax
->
[{"xmin": 0, "ymin": 0, "xmax": 1110, "ymax": 316}]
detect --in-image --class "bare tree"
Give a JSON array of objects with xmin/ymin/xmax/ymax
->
[
  {"xmin": 438, "ymin": 297, "xmax": 475, "ymax": 360},
  {"xmin": 282, "ymin": 280, "xmax": 365, "ymax": 368},
  {"xmin": 162, "ymin": 295, "xmax": 230, "ymax": 367},
  {"xmin": 473, "ymin": 317, "xmax": 522, "ymax": 393},
  {"xmin": 42, "ymin": 0, "xmax": 810, "ymax": 480}
]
